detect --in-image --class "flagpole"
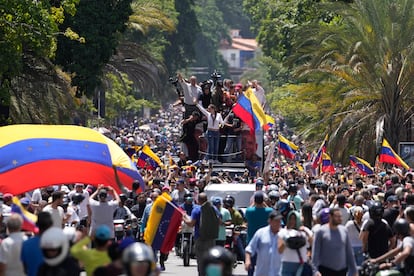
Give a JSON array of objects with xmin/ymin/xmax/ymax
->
[{"xmin": 157, "ymin": 194, "xmax": 187, "ymax": 216}]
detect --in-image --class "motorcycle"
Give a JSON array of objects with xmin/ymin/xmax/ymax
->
[
  {"xmin": 114, "ymin": 219, "xmax": 126, "ymax": 241},
  {"xmin": 176, "ymin": 222, "xmax": 195, "ymax": 266},
  {"xmin": 359, "ymin": 260, "xmax": 402, "ymax": 276},
  {"xmin": 224, "ymin": 225, "xmax": 241, "ymax": 268}
]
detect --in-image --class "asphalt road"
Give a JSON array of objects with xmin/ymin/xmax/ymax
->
[{"xmin": 159, "ymin": 249, "xmax": 248, "ymax": 276}]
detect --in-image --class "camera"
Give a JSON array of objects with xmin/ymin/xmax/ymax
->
[
  {"xmin": 169, "ymin": 76, "xmax": 179, "ymax": 86},
  {"xmin": 169, "ymin": 76, "xmax": 183, "ymax": 97},
  {"xmin": 210, "ymin": 70, "xmax": 222, "ymax": 85}
]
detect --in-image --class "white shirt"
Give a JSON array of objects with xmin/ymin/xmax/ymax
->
[
  {"xmin": 0, "ymin": 232, "xmax": 27, "ymax": 276},
  {"xmin": 68, "ymin": 189, "xmax": 90, "ymax": 219},
  {"xmin": 43, "ymin": 205, "xmax": 64, "ymax": 228},
  {"xmin": 89, "ymin": 198, "xmax": 118, "ymax": 238},
  {"xmin": 345, "ymin": 220, "xmax": 363, "ymax": 247},
  {"xmin": 278, "ymin": 227, "xmax": 312, "ymax": 263},
  {"xmin": 196, "ymin": 104, "xmax": 224, "ymax": 130},
  {"xmin": 180, "ymin": 81, "xmax": 202, "ymax": 105}
]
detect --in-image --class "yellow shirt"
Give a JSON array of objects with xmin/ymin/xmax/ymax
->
[{"xmin": 70, "ymin": 236, "xmax": 111, "ymax": 276}]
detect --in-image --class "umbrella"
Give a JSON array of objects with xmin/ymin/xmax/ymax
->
[{"xmin": 0, "ymin": 124, "xmax": 144, "ymax": 195}]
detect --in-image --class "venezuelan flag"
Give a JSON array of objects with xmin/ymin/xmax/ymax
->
[
  {"xmin": 265, "ymin": 114, "xmax": 275, "ymax": 130},
  {"xmin": 322, "ymin": 153, "xmax": 335, "ymax": 174},
  {"xmin": 379, "ymin": 139, "xmax": 410, "ymax": 170},
  {"xmin": 0, "ymin": 125, "xmax": 144, "ymax": 195},
  {"xmin": 137, "ymin": 145, "xmax": 164, "ymax": 170},
  {"xmin": 232, "ymin": 88, "xmax": 268, "ymax": 132},
  {"xmin": 11, "ymin": 197, "xmax": 38, "ymax": 233},
  {"xmin": 311, "ymin": 134, "xmax": 328, "ymax": 169},
  {"xmin": 144, "ymin": 193, "xmax": 183, "ymax": 253},
  {"xmin": 350, "ymin": 155, "xmax": 374, "ymax": 175},
  {"xmin": 278, "ymin": 134, "xmax": 298, "ymax": 159}
]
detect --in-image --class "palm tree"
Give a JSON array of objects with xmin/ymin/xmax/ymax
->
[
  {"xmin": 105, "ymin": 0, "xmax": 176, "ymax": 103},
  {"xmin": 289, "ymin": 0, "xmax": 414, "ymax": 161}
]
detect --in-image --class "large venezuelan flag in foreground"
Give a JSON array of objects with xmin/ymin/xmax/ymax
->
[
  {"xmin": 144, "ymin": 193, "xmax": 183, "ymax": 254},
  {"xmin": 0, "ymin": 125, "xmax": 144, "ymax": 194}
]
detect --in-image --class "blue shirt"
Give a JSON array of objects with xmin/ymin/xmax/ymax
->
[
  {"xmin": 21, "ymin": 236, "xmax": 43, "ymax": 276},
  {"xmin": 140, "ymin": 203, "xmax": 153, "ymax": 234},
  {"xmin": 245, "ymin": 225, "xmax": 281, "ymax": 276},
  {"xmin": 245, "ymin": 206, "xmax": 274, "ymax": 243},
  {"xmin": 190, "ymin": 204, "xmax": 221, "ymax": 240}
]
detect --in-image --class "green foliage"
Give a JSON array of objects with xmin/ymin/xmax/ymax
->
[
  {"xmin": 280, "ymin": 0, "xmax": 414, "ymax": 160},
  {"xmin": 104, "ymin": 72, "xmax": 159, "ymax": 123},
  {"xmin": 216, "ymin": 0, "xmax": 254, "ymax": 38},
  {"xmin": 55, "ymin": 0, "xmax": 133, "ymax": 97},
  {"xmin": 164, "ymin": 0, "xmax": 200, "ymax": 73}
]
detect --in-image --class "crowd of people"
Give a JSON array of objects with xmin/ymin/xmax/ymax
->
[{"xmin": 1, "ymin": 74, "xmax": 414, "ymax": 276}]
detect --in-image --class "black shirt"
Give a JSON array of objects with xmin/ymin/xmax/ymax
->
[{"xmin": 362, "ymin": 218, "xmax": 393, "ymax": 258}]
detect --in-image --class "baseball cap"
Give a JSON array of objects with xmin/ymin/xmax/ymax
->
[
  {"xmin": 3, "ymin": 193, "xmax": 13, "ymax": 202},
  {"xmin": 20, "ymin": 197, "xmax": 30, "ymax": 205},
  {"xmin": 387, "ymin": 195, "xmax": 398, "ymax": 202},
  {"xmin": 95, "ymin": 225, "xmax": 111, "ymax": 240},
  {"xmin": 213, "ymin": 197, "xmax": 222, "ymax": 206}
]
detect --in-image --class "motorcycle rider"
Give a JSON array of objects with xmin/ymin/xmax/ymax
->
[
  {"xmin": 177, "ymin": 192, "xmax": 198, "ymax": 257},
  {"xmin": 223, "ymin": 195, "xmax": 246, "ymax": 263},
  {"xmin": 370, "ymin": 218, "xmax": 414, "ymax": 275},
  {"xmin": 360, "ymin": 201, "xmax": 395, "ymax": 258},
  {"xmin": 122, "ymin": 242, "xmax": 157, "ymax": 276},
  {"xmin": 201, "ymin": 246, "xmax": 234, "ymax": 276}
]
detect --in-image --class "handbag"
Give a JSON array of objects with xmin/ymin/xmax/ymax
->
[{"xmin": 295, "ymin": 249, "xmax": 313, "ymax": 276}]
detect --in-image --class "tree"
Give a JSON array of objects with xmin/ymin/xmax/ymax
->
[
  {"xmin": 55, "ymin": 0, "xmax": 133, "ymax": 97},
  {"xmin": 0, "ymin": 0, "xmax": 78, "ymax": 124},
  {"xmin": 287, "ymin": 0, "xmax": 414, "ymax": 161},
  {"xmin": 163, "ymin": 0, "xmax": 200, "ymax": 73}
]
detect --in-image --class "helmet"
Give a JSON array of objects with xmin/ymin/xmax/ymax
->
[
  {"xmin": 319, "ymin": 208, "xmax": 330, "ymax": 225},
  {"xmin": 40, "ymin": 227, "xmax": 69, "ymax": 266},
  {"xmin": 268, "ymin": 191, "xmax": 280, "ymax": 200},
  {"xmin": 184, "ymin": 192, "xmax": 193, "ymax": 201},
  {"xmin": 268, "ymin": 184, "xmax": 278, "ymax": 191},
  {"xmin": 393, "ymin": 218, "xmax": 410, "ymax": 237},
  {"xmin": 119, "ymin": 194, "xmax": 128, "ymax": 202},
  {"xmin": 122, "ymin": 242, "xmax": 155, "ymax": 276},
  {"xmin": 256, "ymin": 178, "xmax": 264, "ymax": 186},
  {"xmin": 223, "ymin": 195, "xmax": 235, "ymax": 208},
  {"xmin": 369, "ymin": 201, "xmax": 384, "ymax": 220},
  {"xmin": 277, "ymin": 199, "xmax": 291, "ymax": 216},
  {"xmin": 71, "ymin": 193, "xmax": 85, "ymax": 205},
  {"xmin": 288, "ymin": 183, "xmax": 298, "ymax": 193},
  {"xmin": 201, "ymin": 246, "xmax": 234, "ymax": 276}
]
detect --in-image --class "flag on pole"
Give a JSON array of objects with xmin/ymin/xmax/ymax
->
[
  {"xmin": 350, "ymin": 155, "xmax": 374, "ymax": 175},
  {"xmin": 311, "ymin": 134, "xmax": 328, "ymax": 169},
  {"xmin": 137, "ymin": 145, "xmax": 164, "ymax": 170},
  {"xmin": 232, "ymin": 88, "xmax": 271, "ymax": 131},
  {"xmin": 277, "ymin": 134, "xmax": 298, "ymax": 160},
  {"xmin": 379, "ymin": 139, "xmax": 409, "ymax": 169},
  {"xmin": 322, "ymin": 153, "xmax": 335, "ymax": 174},
  {"xmin": 144, "ymin": 193, "xmax": 183, "ymax": 253}
]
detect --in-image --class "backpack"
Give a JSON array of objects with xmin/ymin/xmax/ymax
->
[{"xmin": 199, "ymin": 202, "xmax": 219, "ymax": 241}]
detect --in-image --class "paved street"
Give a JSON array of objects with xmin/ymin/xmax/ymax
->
[{"xmin": 159, "ymin": 250, "xmax": 248, "ymax": 275}]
